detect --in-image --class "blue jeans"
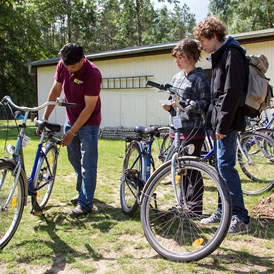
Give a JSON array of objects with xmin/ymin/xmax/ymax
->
[
  {"xmin": 214, "ymin": 129, "xmax": 249, "ymax": 223},
  {"xmin": 64, "ymin": 121, "xmax": 99, "ymax": 211}
]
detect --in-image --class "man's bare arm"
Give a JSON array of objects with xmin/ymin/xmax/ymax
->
[{"xmin": 61, "ymin": 95, "xmax": 99, "ymax": 146}]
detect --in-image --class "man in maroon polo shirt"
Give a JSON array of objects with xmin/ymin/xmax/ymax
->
[{"xmin": 42, "ymin": 43, "xmax": 102, "ymax": 217}]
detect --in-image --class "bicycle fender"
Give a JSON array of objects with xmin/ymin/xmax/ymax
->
[
  {"xmin": 126, "ymin": 140, "xmax": 143, "ymax": 153},
  {"xmin": 0, "ymin": 157, "xmax": 28, "ymax": 206}
]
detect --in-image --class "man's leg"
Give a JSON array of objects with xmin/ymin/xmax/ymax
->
[
  {"xmin": 215, "ymin": 129, "xmax": 249, "ymax": 223},
  {"xmin": 77, "ymin": 125, "xmax": 99, "ymax": 211}
]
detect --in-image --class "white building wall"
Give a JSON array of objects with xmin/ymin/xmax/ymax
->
[
  {"xmin": 37, "ymin": 66, "xmax": 65, "ymax": 125},
  {"xmin": 36, "ymin": 40, "xmax": 274, "ymax": 129},
  {"xmin": 98, "ymin": 54, "xmax": 176, "ymax": 128}
]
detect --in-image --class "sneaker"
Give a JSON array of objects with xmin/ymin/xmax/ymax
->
[
  {"xmin": 200, "ymin": 212, "xmax": 222, "ymax": 224},
  {"xmin": 70, "ymin": 195, "xmax": 79, "ymax": 205},
  {"xmin": 69, "ymin": 204, "xmax": 91, "ymax": 218},
  {"xmin": 228, "ymin": 216, "xmax": 251, "ymax": 235}
]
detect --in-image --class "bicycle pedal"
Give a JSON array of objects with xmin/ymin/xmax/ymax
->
[{"xmin": 31, "ymin": 209, "xmax": 44, "ymax": 217}]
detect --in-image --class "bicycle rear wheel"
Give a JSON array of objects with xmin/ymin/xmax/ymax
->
[
  {"xmin": 141, "ymin": 157, "xmax": 231, "ymax": 262},
  {"xmin": 32, "ymin": 144, "xmax": 58, "ymax": 210},
  {"xmin": 120, "ymin": 142, "xmax": 142, "ymax": 216},
  {"xmin": 237, "ymin": 132, "xmax": 274, "ymax": 195},
  {"xmin": 0, "ymin": 161, "xmax": 25, "ymax": 250}
]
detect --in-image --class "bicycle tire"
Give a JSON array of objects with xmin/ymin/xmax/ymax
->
[
  {"xmin": 0, "ymin": 161, "xmax": 25, "ymax": 250},
  {"xmin": 151, "ymin": 127, "xmax": 169, "ymax": 167},
  {"xmin": 237, "ymin": 132, "xmax": 274, "ymax": 195},
  {"xmin": 120, "ymin": 142, "xmax": 142, "ymax": 216},
  {"xmin": 141, "ymin": 157, "xmax": 231, "ymax": 262},
  {"xmin": 159, "ymin": 133, "xmax": 171, "ymax": 163},
  {"xmin": 31, "ymin": 144, "xmax": 58, "ymax": 210},
  {"xmin": 255, "ymin": 128, "xmax": 274, "ymax": 139}
]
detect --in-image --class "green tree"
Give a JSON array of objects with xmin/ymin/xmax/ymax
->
[
  {"xmin": 209, "ymin": 0, "xmax": 274, "ymax": 33},
  {"xmin": 0, "ymin": 0, "xmax": 197, "ymax": 107},
  {"xmin": 151, "ymin": 4, "xmax": 195, "ymax": 43},
  {"xmin": 0, "ymin": 0, "xmax": 46, "ymax": 106},
  {"xmin": 95, "ymin": 0, "xmax": 195, "ymax": 49},
  {"xmin": 27, "ymin": 0, "xmax": 98, "ymax": 54}
]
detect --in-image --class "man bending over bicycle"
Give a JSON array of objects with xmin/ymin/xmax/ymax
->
[{"xmin": 42, "ymin": 43, "xmax": 102, "ymax": 218}]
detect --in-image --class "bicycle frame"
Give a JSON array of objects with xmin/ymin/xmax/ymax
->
[
  {"xmin": 264, "ymin": 110, "xmax": 274, "ymax": 128},
  {"xmin": 126, "ymin": 136, "xmax": 155, "ymax": 201},
  {"xmin": 126, "ymin": 140, "xmax": 153, "ymax": 184},
  {"xmin": 200, "ymin": 130, "xmax": 248, "ymax": 165},
  {"xmin": 247, "ymin": 108, "xmax": 274, "ymax": 129},
  {"xmin": 5, "ymin": 110, "xmax": 55, "ymax": 203}
]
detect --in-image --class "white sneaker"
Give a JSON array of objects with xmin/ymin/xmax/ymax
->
[
  {"xmin": 228, "ymin": 216, "xmax": 251, "ymax": 235},
  {"xmin": 200, "ymin": 212, "xmax": 222, "ymax": 224}
]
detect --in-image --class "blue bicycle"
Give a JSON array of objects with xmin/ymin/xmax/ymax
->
[
  {"xmin": 0, "ymin": 96, "xmax": 75, "ymax": 250},
  {"xmin": 120, "ymin": 125, "xmax": 169, "ymax": 216}
]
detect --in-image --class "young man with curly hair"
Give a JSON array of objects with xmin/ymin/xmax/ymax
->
[{"xmin": 193, "ymin": 16, "xmax": 250, "ymax": 234}]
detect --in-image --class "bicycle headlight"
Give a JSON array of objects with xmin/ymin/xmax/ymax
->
[
  {"xmin": 6, "ymin": 144, "xmax": 15, "ymax": 155},
  {"xmin": 186, "ymin": 144, "xmax": 195, "ymax": 155}
]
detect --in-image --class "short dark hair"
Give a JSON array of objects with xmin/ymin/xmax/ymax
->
[
  {"xmin": 193, "ymin": 16, "xmax": 226, "ymax": 42},
  {"xmin": 171, "ymin": 38, "xmax": 201, "ymax": 63},
  {"xmin": 59, "ymin": 43, "xmax": 84, "ymax": 65}
]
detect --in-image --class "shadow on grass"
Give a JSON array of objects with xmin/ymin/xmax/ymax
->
[
  {"xmin": 8, "ymin": 199, "xmax": 274, "ymax": 273},
  {"xmin": 199, "ymin": 246, "xmax": 274, "ymax": 274},
  {"xmin": 250, "ymin": 216, "xmax": 274, "ymax": 239},
  {"xmin": 11, "ymin": 198, "xmax": 144, "ymax": 273}
]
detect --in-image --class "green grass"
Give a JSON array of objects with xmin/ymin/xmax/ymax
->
[{"xmin": 0, "ymin": 125, "xmax": 273, "ymax": 274}]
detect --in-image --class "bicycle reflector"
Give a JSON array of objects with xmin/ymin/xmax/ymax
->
[{"xmin": 11, "ymin": 197, "xmax": 17, "ymax": 208}]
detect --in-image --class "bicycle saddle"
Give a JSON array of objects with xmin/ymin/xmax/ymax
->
[
  {"xmin": 35, "ymin": 119, "xmax": 61, "ymax": 133},
  {"xmin": 134, "ymin": 126, "xmax": 160, "ymax": 137}
]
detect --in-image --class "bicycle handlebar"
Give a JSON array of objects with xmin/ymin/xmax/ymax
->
[
  {"xmin": 146, "ymin": 80, "xmax": 173, "ymax": 92},
  {"xmin": 1, "ymin": 96, "xmax": 76, "ymax": 112},
  {"xmin": 146, "ymin": 80, "xmax": 197, "ymax": 113}
]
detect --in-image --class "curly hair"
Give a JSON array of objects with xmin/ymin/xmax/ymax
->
[
  {"xmin": 171, "ymin": 38, "xmax": 201, "ymax": 63},
  {"xmin": 193, "ymin": 16, "xmax": 226, "ymax": 42}
]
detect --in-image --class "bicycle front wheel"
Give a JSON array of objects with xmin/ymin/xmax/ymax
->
[
  {"xmin": 141, "ymin": 157, "xmax": 231, "ymax": 262},
  {"xmin": 0, "ymin": 161, "xmax": 25, "ymax": 250},
  {"xmin": 237, "ymin": 132, "xmax": 274, "ymax": 195},
  {"xmin": 120, "ymin": 142, "xmax": 142, "ymax": 216},
  {"xmin": 32, "ymin": 144, "xmax": 58, "ymax": 210}
]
